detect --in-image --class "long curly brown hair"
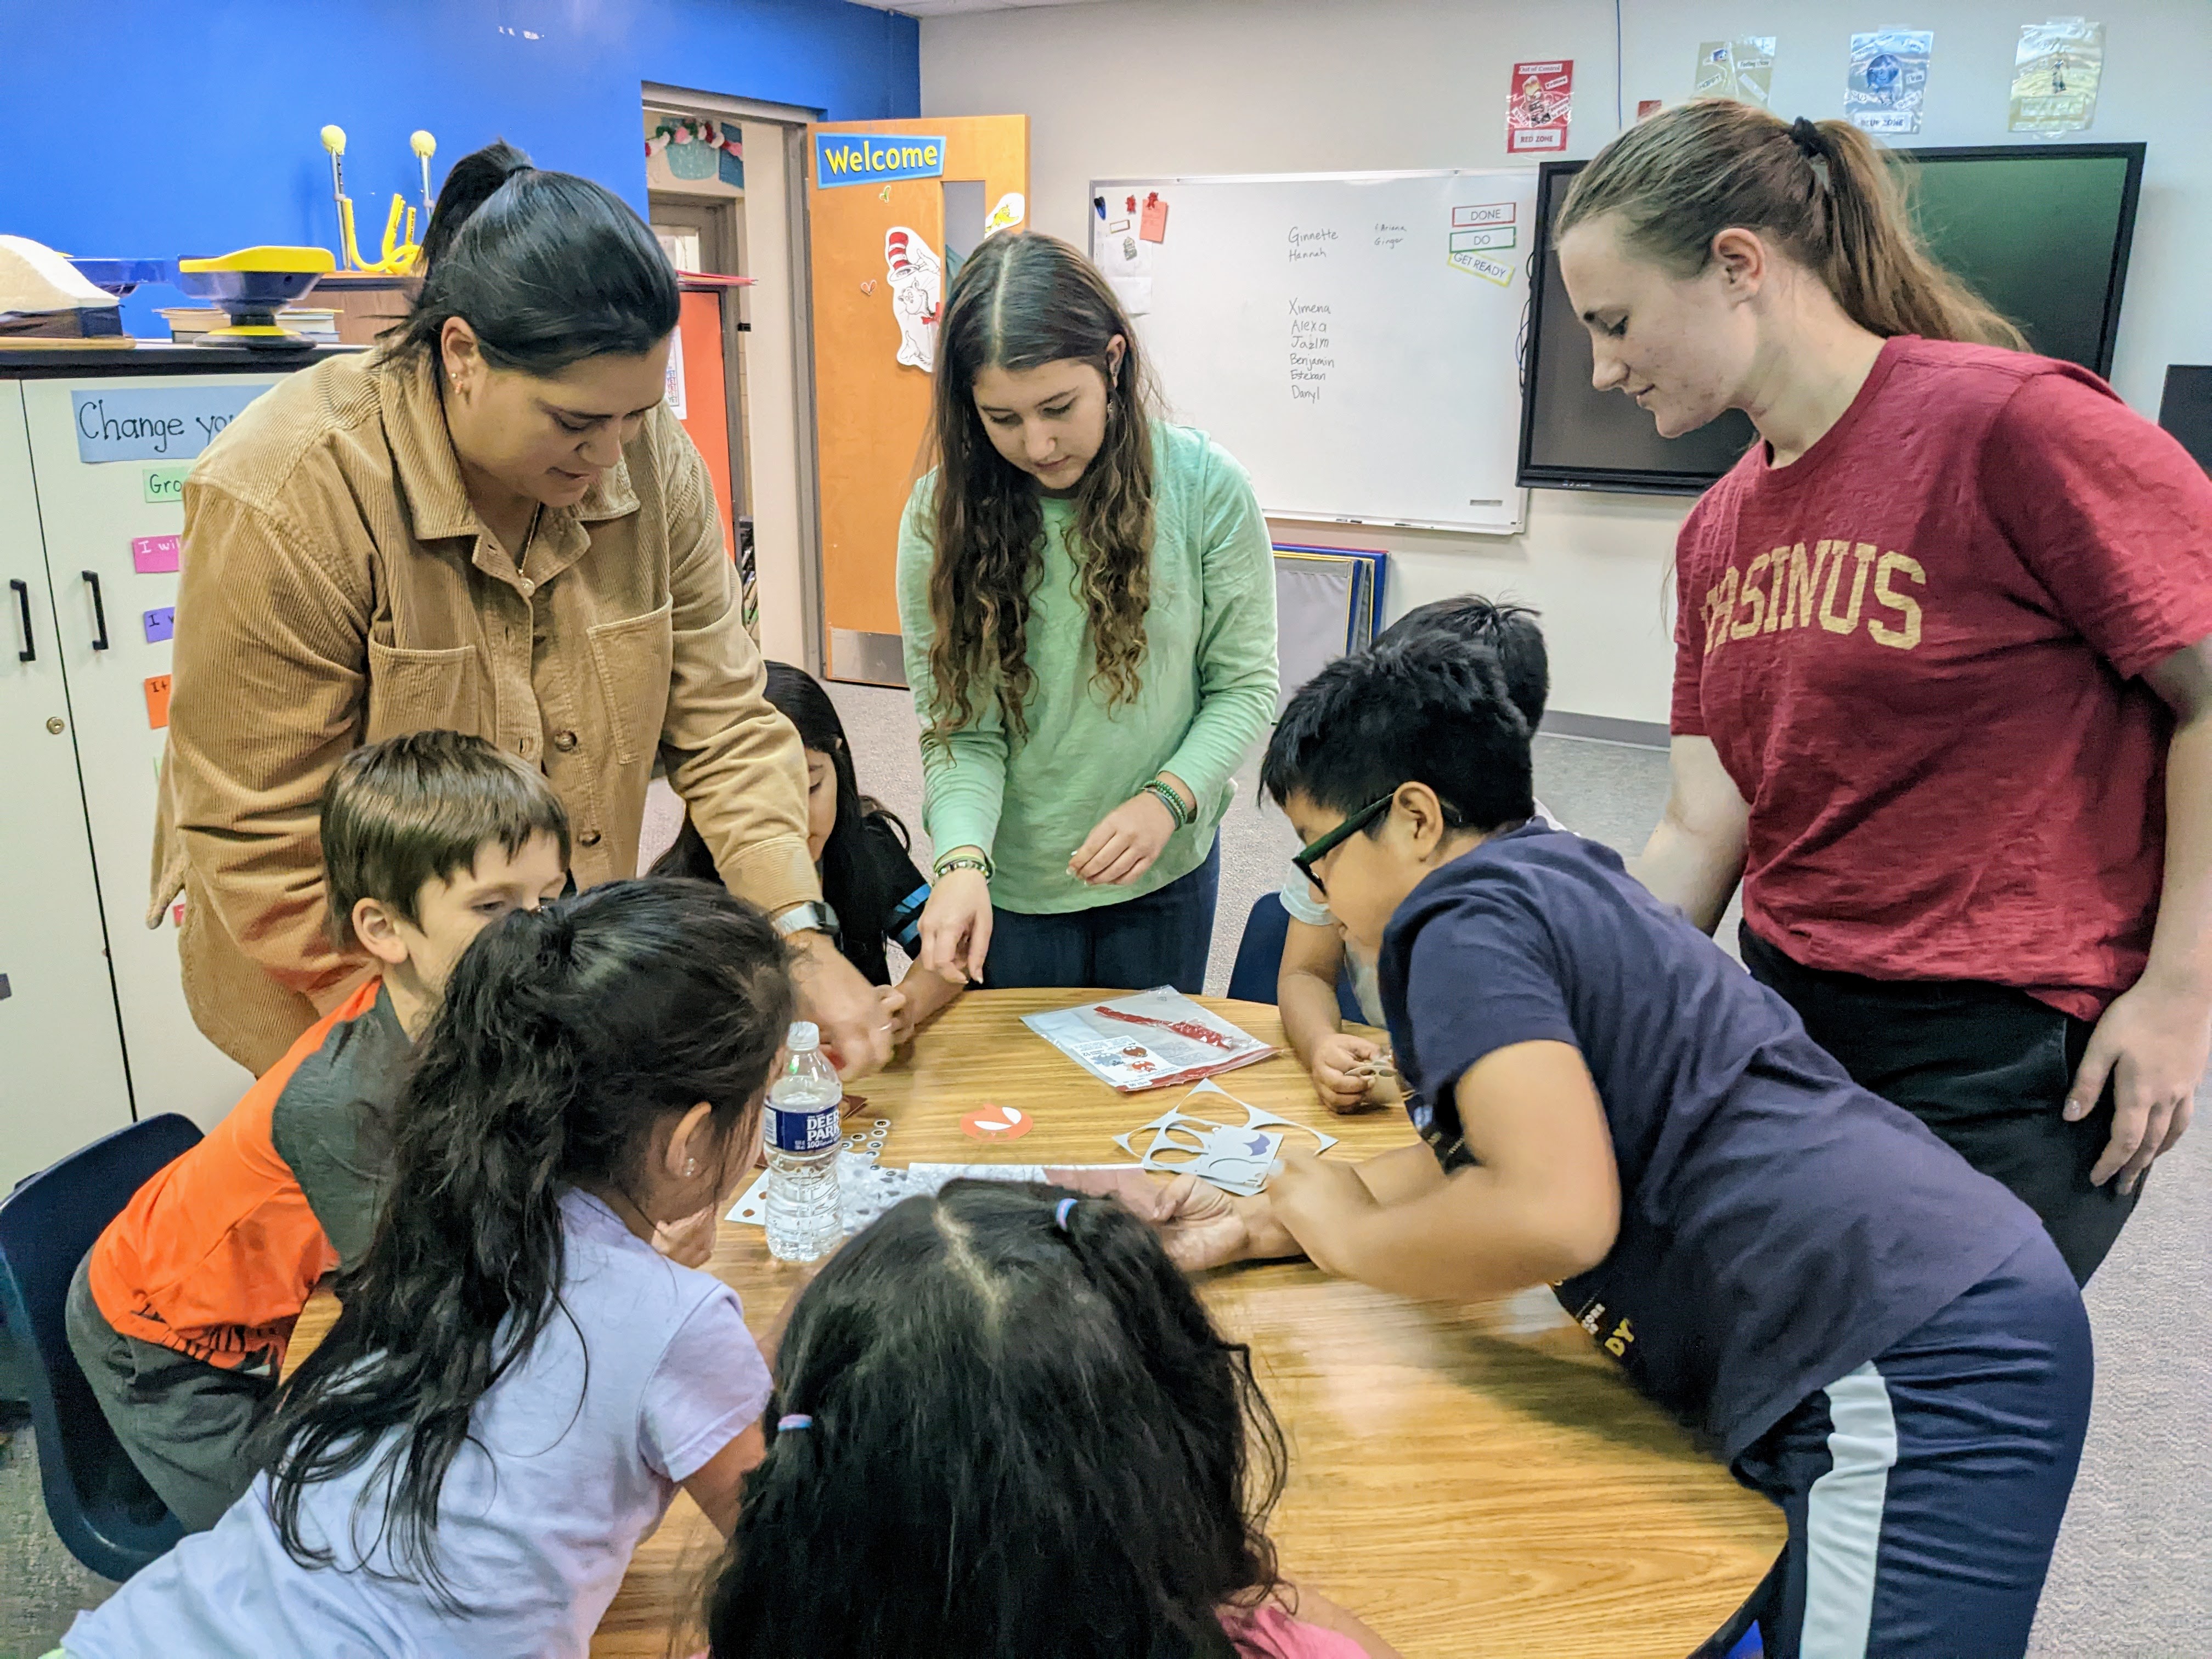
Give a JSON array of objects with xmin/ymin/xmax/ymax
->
[{"xmin": 922, "ymin": 232, "xmax": 1158, "ymax": 748}]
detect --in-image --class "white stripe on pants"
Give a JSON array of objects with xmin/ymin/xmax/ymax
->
[{"xmin": 1802, "ymin": 1361, "xmax": 1900, "ymax": 1657}]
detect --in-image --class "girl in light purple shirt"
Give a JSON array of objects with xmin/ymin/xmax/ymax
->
[{"xmin": 63, "ymin": 880, "xmax": 786, "ymax": 1659}]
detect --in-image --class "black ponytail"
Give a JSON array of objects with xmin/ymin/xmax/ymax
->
[
  {"xmin": 706, "ymin": 1181, "xmax": 1285, "ymax": 1659},
  {"xmin": 387, "ymin": 138, "xmax": 680, "ymax": 374},
  {"xmin": 259, "ymin": 879, "xmax": 794, "ymax": 1596}
]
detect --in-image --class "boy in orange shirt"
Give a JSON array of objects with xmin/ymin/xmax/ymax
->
[{"xmin": 65, "ymin": 731, "xmax": 569, "ymax": 1530}]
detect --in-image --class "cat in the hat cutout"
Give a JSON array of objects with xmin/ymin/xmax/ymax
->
[{"xmin": 884, "ymin": 225, "xmax": 943, "ymax": 373}]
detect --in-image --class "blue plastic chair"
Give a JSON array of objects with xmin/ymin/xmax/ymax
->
[
  {"xmin": 0, "ymin": 1113, "xmax": 202, "ymax": 1579},
  {"xmin": 1226, "ymin": 892, "xmax": 1367, "ymax": 1023}
]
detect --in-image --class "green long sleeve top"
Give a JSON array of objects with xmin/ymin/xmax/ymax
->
[{"xmin": 896, "ymin": 422, "xmax": 1279, "ymax": 913}]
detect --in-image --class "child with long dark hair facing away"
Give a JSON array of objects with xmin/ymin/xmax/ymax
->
[
  {"xmin": 59, "ymin": 881, "xmax": 792, "ymax": 1659},
  {"xmin": 655, "ymin": 661, "xmax": 960, "ymax": 1044},
  {"xmin": 703, "ymin": 1180, "xmax": 1398, "ymax": 1659},
  {"xmin": 899, "ymin": 232, "xmax": 1279, "ymax": 994}
]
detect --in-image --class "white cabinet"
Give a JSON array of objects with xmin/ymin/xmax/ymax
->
[
  {"xmin": 1, "ymin": 362, "xmax": 301, "ymax": 1189},
  {"xmin": 0, "ymin": 383, "xmax": 134, "ymax": 1188}
]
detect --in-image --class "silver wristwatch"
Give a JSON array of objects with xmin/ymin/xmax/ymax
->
[{"xmin": 772, "ymin": 900, "xmax": 841, "ymax": 939}]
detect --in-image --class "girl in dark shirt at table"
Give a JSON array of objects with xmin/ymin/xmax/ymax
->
[
  {"xmin": 655, "ymin": 662, "xmax": 960, "ymax": 1043},
  {"xmin": 702, "ymin": 1179, "xmax": 1398, "ymax": 1659}
]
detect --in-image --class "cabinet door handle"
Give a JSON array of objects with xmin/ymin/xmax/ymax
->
[
  {"xmin": 81, "ymin": 570, "xmax": 110, "ymax": 651},
  {"xmin": 9, "ymin": 578, "xmax": 31, "ymax": 662}
]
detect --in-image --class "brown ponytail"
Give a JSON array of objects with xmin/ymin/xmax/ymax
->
[{"xmin": 1558, "ymin": 98, "xmax": 2024, "ymax": 349}]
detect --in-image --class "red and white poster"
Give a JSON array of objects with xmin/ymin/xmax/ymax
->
[{"xmin": 1506, "ymin": 59, "xmax": 1575, "ymax": 153}]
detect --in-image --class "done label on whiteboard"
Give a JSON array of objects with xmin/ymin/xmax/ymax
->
[{"xmin": 1452, "ymin": 202, "xmax": 1516, "ymax": 228}]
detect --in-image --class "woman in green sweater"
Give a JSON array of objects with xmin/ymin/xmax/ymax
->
[{"xmin": 898, "ymin": 233, "xmax": 1278, "ymax": 992}]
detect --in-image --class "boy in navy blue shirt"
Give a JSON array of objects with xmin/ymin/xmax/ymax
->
[{"xmin": 1154, "ymin": 633, "xmax": 2091, "ymax": 1659}]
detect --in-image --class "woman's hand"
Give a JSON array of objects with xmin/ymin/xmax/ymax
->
[
  {"xmin": 1070, "ymin": 775, "xmax": 1192, "ymax": 887},
  {"xmin": 786, "ymin": 930, "xmax": 894, "ymax": 1081},
  {"xmin": 917, "ymin": 864, "xmax": 993, "ymax": 984},
  {"xmin": 1311, "ymin": 1032, "xmax": 1390, "ymax": 1114},
  {"xmin": 2069, "ymin": 973, "xmax": 2207, "ymax": 1194}
]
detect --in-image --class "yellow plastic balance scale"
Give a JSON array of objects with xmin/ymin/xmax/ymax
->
[{"xmin": 171, "ymin": 245, "xmax": 336, "ymax": 349}]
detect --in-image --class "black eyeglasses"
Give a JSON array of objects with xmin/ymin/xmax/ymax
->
[{"xmin": 1291, "ymin": 791, "xmax": 1397, "ymax": 897}]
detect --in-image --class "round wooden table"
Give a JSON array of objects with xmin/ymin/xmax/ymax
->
[{"xmin": 300, "ymin": 990, "xmax": 1782, "ymax": 1657}]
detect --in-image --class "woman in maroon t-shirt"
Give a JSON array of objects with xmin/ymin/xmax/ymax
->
[{"xmin": 1551, "ymin": 100, "xmax": 2212, "ymax": 1285}]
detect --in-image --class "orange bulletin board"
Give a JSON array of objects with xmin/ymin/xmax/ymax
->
[
  {"xmin": 674, "ymin": 278, "xmax": 746, "ymax": 561},
  {"xmin": 808, "ymin": 116, "xmax": 1028, "ymax": 653}
]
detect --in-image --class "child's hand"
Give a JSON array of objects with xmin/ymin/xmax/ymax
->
[
  {"xmin": 1069, "ymin": 789, "xmax": 1179, "ymax": 885},
  {"xmin": 1150, "ymin": 1174, "xmax": 1300, "ymax": 1271},
  {"xmin": 1312, "ymin": 1032, "xmax": 1389, "ymax": 1113},
  {"xmin": 651, "ymin": 1204, "xmax": 721, "ymax": 1269},
  {"xmin": 877, "ymin": 984, "xmax": 914, "ymax": 1048},
  {"xmin": 1267, "ymin": 1151, "xmax": 1379, "ymax": 1278}
]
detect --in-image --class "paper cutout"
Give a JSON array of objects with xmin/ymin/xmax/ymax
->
[
  {"xmin": 171, "ymin": 901, "xmax": 184, "ymax": 927},
  {"xmin": 142, "ymin": 464, "xmax": 189, "ymax": 504},
  {"xmin": 142, "ymin": 606, "xmax": 176, "ymax": 644},
  {"xmin": 962, "ymin": 1103, "xmax": 1033, "ymax": 1141},
  {"xmin": 1105, "ymin": 276, "xmax": 1152, "ymax": 318},
  {"xmin": 1452, "ymin": 202, "xmax": 1515, "ymax": 228},
  {"xmin": 663, "ymin": 324, "xmax": 687, "ymax": 420},
  {"xmin": 1506, "ymin": 59, "xmax": 1573, "ymax": 154},
  {"xmin": 1448, "ymin": 250, "xmax": 1516, "ymax": 286},
  {"xmin": 1693, "ymin": 37, "xmax": 1776, "ymax": 108},
  {"xmin": 986, "ymin": 191, "xmax": 1026, "ymax": 234},
  {"xmin": 879, "ymin": 183, "xmax": 893, "ymax": 201},
  {"xmin": 143, "ymin": 674, "xmax": 172, "ymax": 730},
  {"xmin": 2010, "ymin": 18, "xmax": 2104, "ymax": 134},
  {"xmin": 1139, "ymin": 192, "xmax": 1169, "ymax": 243},
  {"xmin": 1111, "ymin": 1081, "xmax": 1336, "ymax": 1195},
  {"xmin": 1637, "ymin": 99, "xmax": 1663, "ymax": 121},
  {"xmin": 132, "ymin": 534, "xmax": 181, "ymax": 574},
  {"xmin": 1846, "ymin": 30, "xmax": 1933, "ymax": 135},
  {"xmin": 859, "ymin": 278, "xmax": 877, "ymax": 295},
  {"xmin": 1450, "ymin": 225, "xmax": 1517, "ymax": 253},
  {"xmin": 883, "ymin": 225, "xmax": 942, "ymax": 373}
]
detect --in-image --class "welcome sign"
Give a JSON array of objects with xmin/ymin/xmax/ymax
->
[{"xmin": 814, "ymin": 132, "xmax": 947, "ymax": 188}]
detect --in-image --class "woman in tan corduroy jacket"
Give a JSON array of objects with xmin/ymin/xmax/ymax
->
[{"xmin": 155, "ymin": 142, "xmax": 894, "ymax": 1080}]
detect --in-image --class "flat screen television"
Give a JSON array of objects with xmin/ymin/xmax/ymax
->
[{"xmin": 1516, "ymin": 142, "xmax": 2146, "ymax": 495}]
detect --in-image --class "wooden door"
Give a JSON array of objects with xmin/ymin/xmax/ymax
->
[{"xmin": 805, "ymin": 115, "xmax": 1027, "ymax": 684}]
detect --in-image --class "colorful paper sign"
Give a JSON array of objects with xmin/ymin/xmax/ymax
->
[
  {"xmin": 143, "ymin": 674, "xmax": 172, "ymax": 730},
  {"xmin": 812, "ymin": 132, "xmax": 946, "ymax": 188},
  {"xmin": 70, "ymin": 385, "xmax": 267, "ymax": 464},
  {"xmin": 1450, "ymin": 225, "xmax": 1517, "ymax": 253},
  {"xmin": 142, "ymin": 606, "xmax": 176, "ymax": 644},
  {"xmin": 142, "ymin": 464, "xmax": 190, "ymax": 504},
  {"xmin": 1846, "ymin": 30, "xmax": 1933, "ymax": 134},
  {"xmin": 1694, "ymin": 36, "xmax": 1776, "ymax": 107},
  {"xmin": 2011, "ymin": 18, "xmax": 2104, "ymax": 134},
  {"xmin": 1506, "ymin": 60, "xmax": 1574, "ymax": 153},
  {"xmin": 1139, "ymin": 192, "xmax": 1170, "ymax": 243},
  {"xmin": 1448, "ymin": 250, "xmax": 1516, "ymax": 286},
  {"xmin": 132, "ymin": 534, "xmax": 182, "ymax": 574},
  {"xmin": 1452, "ymin": 202, "xmax": 1516, "ymax": 228},
  {"xmin": 884, "ymin": 227, "xmax": 943, "ymax": 373}
]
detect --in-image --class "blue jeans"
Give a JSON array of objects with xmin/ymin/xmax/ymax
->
[{"xmin": 985, "ymin": 839, "xmax": 1221, "ymax": 993}]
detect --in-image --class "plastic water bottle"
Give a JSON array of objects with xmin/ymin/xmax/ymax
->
[{"xmin": 764, "ymin": 1022, "xmax": 843, "ymax": 1262}]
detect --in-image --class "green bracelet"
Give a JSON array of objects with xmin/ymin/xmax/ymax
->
[{"xmin": 1143, "ymin": 779, "xmax": 1193, "ymax": 830}]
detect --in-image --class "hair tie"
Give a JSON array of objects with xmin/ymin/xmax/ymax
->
[
  {"xmin": 1788, "ymin": 116, "xmax": 1827, "ymax": 160},
  {"xmin": 1054, "ymin": 1196, "xmax": 1077, "ymax": 1232},
  {"xmin": 777, "ymin": 1414, "xmax": 812, "ymax": 1432}
]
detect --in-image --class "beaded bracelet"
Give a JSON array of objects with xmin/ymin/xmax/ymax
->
[
  {"xmin": 1143, "ymin": 778, "xmax": 1193, "ymax": 830},
  {"xmin": 933, "ymin": 852, "xmax": 993, "ymax": 881}
]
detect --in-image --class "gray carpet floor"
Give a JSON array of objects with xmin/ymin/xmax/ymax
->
[{"xmin": 3, "ymin": 682, "xmax": 2203, "ymax": 1655}]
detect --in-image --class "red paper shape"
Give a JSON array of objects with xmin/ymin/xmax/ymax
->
[
  {"xmin": 1506, "ymin": 59, "xmax": 1575, "ymax": 154},
  {"xmin": 961, "ymin": 1103, "xmax": 1034, "ymax": 1142},
  {"xmin": 1139, "ymin": 192, "xmax": 1169, "ymax": 243}
]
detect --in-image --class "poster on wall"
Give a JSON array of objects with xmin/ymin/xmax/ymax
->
[
  {"xmin": 884, "ymin": 227, "xmax": 942, "ymax": 373},
  {"xmin": 2010, "ymin": 18, "xmax": 2104, "ymax": 134},
  {"xmin": 1506, "ymin": 61, "xmax": 1575, "ymax": 154},
  {"xmin": 1845, "ymin": 30, "xmax": 1934, "ymax": 133},
  {"xmin": 1694, "ymin": 37, "xmax": 1777, "ymax": 106}
]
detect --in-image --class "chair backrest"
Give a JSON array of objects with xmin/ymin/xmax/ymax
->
[
  {"xmin": 1225, "ymin": 891, "xmax": 1368, "ymax": 1024},
  {"xmin": 0, "ymin": 1113, "xmax": 202, "ymax": 1579}
]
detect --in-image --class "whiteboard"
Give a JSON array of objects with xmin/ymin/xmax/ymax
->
[{"xmin": 1091, "ymin": 170, "xmax": 1538, "ymax": 535}]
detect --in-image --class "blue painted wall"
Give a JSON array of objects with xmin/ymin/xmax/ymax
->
[{"xmin": 0, "ymin": 0, "xmax": 919, "ymax": 333}]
